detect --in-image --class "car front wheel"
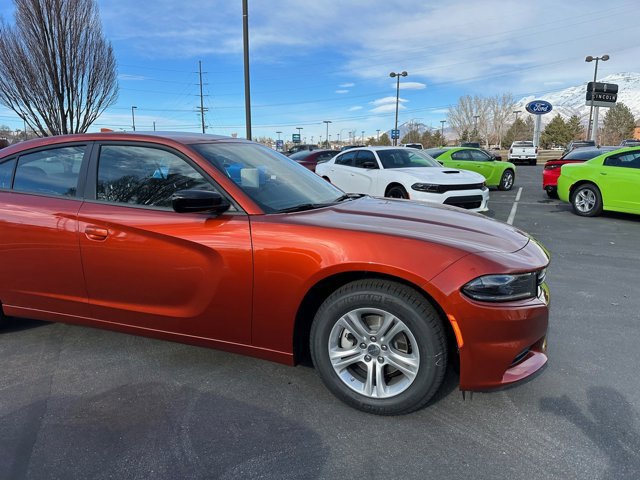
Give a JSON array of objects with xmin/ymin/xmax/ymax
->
[
  {"xmin": 498, "ymin": 169, "xmax": 515, "ymax": 191},
  {"xmin": 310, "ymin": 280, "xmax": 447, "ymax": 415},
  {"xmin": 571, "ymin": 183, "xmax": 603, "ymax": 216},
  {"xmin": 386, "ymin": 185, "xmax": 409, "ymax": 199}
]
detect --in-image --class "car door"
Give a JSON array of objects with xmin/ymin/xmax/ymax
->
[
  {"xmin": 324, "ymin": 151, "xmax": 357, "ymax": 191},
  {"xmin": 449, "ymin": 149, "xmax": 477, "ymax": 172},
  {"xmin": 77, "ymin": 142, "xmax": 253, "ymax": 343},
  {"xmin": 467, "ymin": 149, "xmax": 496, "ymax": 181},
  {"xmin": 347, "ymin": 150, "xmax": 380, "ymax": 194},
  {"xmin": 0, "ymin": 144, "xmax": 91, "ymax": 318},
  {"xmin": 601, "ymin": 151, "xmax": 640, "ymax": 211}
]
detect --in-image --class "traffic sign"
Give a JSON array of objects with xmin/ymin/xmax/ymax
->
[
  {"xmin": 586, "ymin": 82, "xmax": 618, "ymax": 94},
  {"xmin": 391, "ymin": 129, "xmax": 400, "ymax": 139},
  {"xmin": 292, "ymin": 133, "xmax": 301, "ymax": 143},
  {"xmin": 275, "ymin": 139, "xmax": 284, "ymax": 151}
]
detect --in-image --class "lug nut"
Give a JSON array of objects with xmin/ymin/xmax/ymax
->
[
  {"xmin": 381, "ymin": 345, "xmax": 388, "ymax": 351},
  {"xmin": 370, "ymin": 336, "xmax": 377, "ymax": 342},
  {"xmin": 360, "ymin": 343, "xmax": 367, "ymax": 349},
  {"xmin": 364, "ymin": 355, "xmax": 372, "ymax": 362},
  {"xmin": 377, "ymin": 356, "xmax": 384, "ymax": 363}
]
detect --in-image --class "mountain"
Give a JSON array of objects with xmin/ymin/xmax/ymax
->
[{"xmin": 518, "ymin": 72, "xmax": 640, "ymax": 121}]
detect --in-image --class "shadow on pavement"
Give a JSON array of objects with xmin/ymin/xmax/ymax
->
[
  {"xmin": 1, "ymin": 382, "xmax": 329, "ymax": 480},
  {"xmin": 540, "ymin": 386, "xmax": 640, "ymax": 480}
]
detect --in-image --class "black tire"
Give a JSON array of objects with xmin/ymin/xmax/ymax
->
[
  {"xmin": 0, "ymin": 303, "xmax": 6, "ymax": 328},
  {"xmin": 498, "ymin": 169, "xmax": 515, "ymax": 191},
  {"xmin": 386, "ymin": 185, "xmax": 409, "ymax": 199},
  {"xmin": 529, "ymin": 159, "xmax": 537, "ymax": 166},
  {"xmin": 571, "ymin": 183, "xmax": 603, "ymax": 217},
  {"xmin": 310, "ymin": 279, "xmax": 447, "ymax": 415},
  {"xmin": 545, "ymin": 187, "xmax": 558, "ymax": 199}
]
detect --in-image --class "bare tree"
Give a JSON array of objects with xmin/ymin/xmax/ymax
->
[
  {"xmin": 0, "ymin": 0, "xmax": 118, "ymax": 136},
  {"xmin": 447, "ymin": 95, "xmax": 476, "ymax": 140},
  {"xmin": 487, "ymin": 93, "xmax": 516, "ymax": 148}
]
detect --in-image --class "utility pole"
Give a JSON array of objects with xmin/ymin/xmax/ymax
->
[
  {"xmin": 242, "ymin": 0, "xmax": 252, "ymax": 140},
  {"xmin": 198, "ymin": 60, "xmax": 207, "ymax": 134}
]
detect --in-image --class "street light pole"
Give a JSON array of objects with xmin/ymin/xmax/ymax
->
[
  {"xmin": 585, "ymin": 54, "xmax": 609, "ymax": 141},
  {"xmin": 323, "ymin": 120, "xmax": 332, "ymax": 148},
  {"xmin": 362, "ymin": 130, "xmax": 365, "ymax": 144},
  {"xmin": 389, "ymin": 71, "xmax": 408, "ymax": 146},
  {"xmin": 131, "ymin": 106, "xmax": 137, "ymax": 131},
  {"xmin": 242, "ymin": 0, "xmax": 252, "ymax": 140},
  {"xmin": 440, "ymin": 120, "xmax": 446, "ymax": 146},
  {"xmin": 276, "ymin": 131, "xmax": 282, "ymax": 140}
]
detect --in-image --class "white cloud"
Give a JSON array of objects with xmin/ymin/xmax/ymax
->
[
  {"xmin": 371, "ymin": 96, "xmax": 407, "ymax": 106},
  {"xmin": 371, "ymin": 104, "xmax": 406, "ymax": 114},
  {"xmin": 348, "ymin": 106, "xmax": 363, "ymax": 111},
  {"xmin": 119, "ymin": 74, "xmax": 148, "ymax": 81},
  {"xmin": 335, "ymin": 89, "xmax": 349, "ymax": 94},
  {"xmin": 398, "ymin": 82, "xmax": 426, "ymax": 90},
  {"xmin": 340, "ymin": 82, "xmax": 355, "ymax": 88}
]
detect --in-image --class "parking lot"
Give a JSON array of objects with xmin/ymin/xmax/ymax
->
[{"xmin": 1, "ymin": 164, "xmax": 639, "ymax": 480}]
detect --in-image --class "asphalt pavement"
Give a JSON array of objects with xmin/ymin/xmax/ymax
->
[{"xmin": 2, "ymin": 164, "xmax": 640, "ymax": 479}]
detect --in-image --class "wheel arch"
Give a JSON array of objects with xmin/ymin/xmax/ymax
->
[
  {"xmin": 569, "ymin": 180, "xmax": 600, "ymax": 199},
  {"xmin": 384, "ymin": 182, "xmax": 407, "ymax": 197},
  {"xmin": 292, "ymin": 271, "xmax": 457, "ymax": 367}
]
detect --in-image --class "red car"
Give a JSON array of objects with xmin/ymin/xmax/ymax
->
[
  {"xmin": 543, "ymin": 146, "xmax": 618, "ymax": 197},
  {"xmin": 0, "ymin": 132, "xmax": 550, "ymax": 415},
  {"xmin": 288, "ymin": 148, "xmax": 337, "ymax": 172}
]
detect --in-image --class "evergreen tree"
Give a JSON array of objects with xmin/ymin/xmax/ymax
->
[
  {"xmin": 602, "ymin": 103, "xmax": 636, "ymax": 145},
  {"xmin": 566, "ymin": 115, "xmax": 585, "ymax": 141},
  {"xmin": 540, "ymin": 114, "xmax": 570, "ymax": 148},
  {"xmin": 378, "ymin": 133, "xmax": 391, "ymax": 146},
  {"xmin": 420, "ymin": 130, "xmax": 434, "ymax": 147}
]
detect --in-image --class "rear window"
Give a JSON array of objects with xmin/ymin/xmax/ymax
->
[
  {"xmin": 424, "ymin": 148, "xmax": 446, "ymax": 158},
  {"xmin": 513, "ymin": 141, "xmax": 534, "ymax": 147},
  {"xmin": 564, "ymin": 149, "xmax": 608, "ymax": 160}
]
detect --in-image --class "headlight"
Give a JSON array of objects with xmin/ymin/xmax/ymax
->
[
  {"xmin": 411, "ymin": 183, "xmax": 441, "ymax": 193},
  {"xmin": 462, "ymin": 271, "xmax": 544, "ymax": 302}
]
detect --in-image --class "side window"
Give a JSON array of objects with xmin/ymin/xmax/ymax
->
[
  {"xmin": 97, "ymin": 145, "xmax": 216, "ymax": 208},
  {"xmin": 354, "ymin": 150, "xmax": 378, "ymax": 169},
  {"xmin": 0, "ymin": 158, "xmax": 16, "ymax": 189},
  {"xmin": 451, "ymin": 150, "xmax": 472, "ymax": 161},
  {"xmin": 469, "ymin": 150, "xmax": 491, "ymax": 161},
  {"xmin": 335, "ymin": 151, "xmax": 356, "ymax": 166},
  {"xmin": 604, "ymin": 152, "xmax": 640, "ymax": 169},
  {"xmin": 13, "ymin": 146, "xmax": 85, "ymax": 197}
]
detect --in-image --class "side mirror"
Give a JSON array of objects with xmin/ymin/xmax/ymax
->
[
  {"xmin": 438, "ymin": 161, "xmax": 444, "ymax": 165},
  {"xmin": 172, "ymin": 189, "xmax": 230, "ymax": 215},
  {"xmin": 362, "ymin": 161, "xmax": 378, "ymax": 169}
]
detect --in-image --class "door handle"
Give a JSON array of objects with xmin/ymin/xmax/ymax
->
[
  {"xmin": 600, "ymin": 172, "xmax": 607, "ymax": 175},
  {"xmin": 85, "ymin": 225, "xmax": 109, "ymax": 241}
]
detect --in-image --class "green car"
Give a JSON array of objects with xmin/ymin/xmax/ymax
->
[
  {"xmin": 425, "ymin": 147, "xmax": 516, "ymax": 191},
  {"xmin": 557, "ymin": 146, "xmax": 640, "ymax": 217}
]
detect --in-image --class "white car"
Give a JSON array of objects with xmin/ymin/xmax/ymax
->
[{"xmin": 315, "ymin": 147, "xmax": 489, "ymax": 211}]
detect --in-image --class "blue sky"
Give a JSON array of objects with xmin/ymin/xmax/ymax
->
[{"xmin": 1, "ymin": 0, "xmax": 639, "ymax": 142}]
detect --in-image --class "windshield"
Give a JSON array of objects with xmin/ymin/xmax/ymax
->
[
  {"xmin": 191, "ymin": 142, "xmax": 345, "ymax": 213},
  {"xmin": 377, "ymin": 149, "xmax": 441, "ymax": 169}
]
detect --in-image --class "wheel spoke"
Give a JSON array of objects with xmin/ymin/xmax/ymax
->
[
  {"xmin": 386, "ymin": 349, "xmax": 419, "ymax": 379},
  {"xmin": 337, "ymin": 311, "xmax": 370, "ymax": 340},
  {"xmin": 376, "ymin": 311, "xmax": 396, "ymax": 338},
  {"xmin": 380, "ymin": 320, "xmax": 406, "ymax": 344},
  {"xmin": 330, "ymin": 347, "xmax": 363, "ymax": 370},
  {"xmin": 363, "ymin": 361, "xmax": 375, "ymax": 396}
]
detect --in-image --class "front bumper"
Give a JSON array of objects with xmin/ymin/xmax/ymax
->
[
  {"xmin": 410, "ymin": 187, "xmax": 489, "ymax": 212},
  {"xmin": 426, "ymin": 239, "xmax": 550, "ymax": 390}
]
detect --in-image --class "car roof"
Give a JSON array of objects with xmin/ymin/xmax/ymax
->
[{"xmin": 0, "ymin": 131, "xmax": 247, "ymax": 158}]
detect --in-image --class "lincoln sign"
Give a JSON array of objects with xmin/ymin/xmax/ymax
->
[{"xmin": 525, "ymin": 100, "xmax": 553, "ymax": 115}]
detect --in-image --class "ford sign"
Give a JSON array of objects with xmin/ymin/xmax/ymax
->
[{"xmin": 526, "ymin": 100, "xmax": 553, "ymax": 115}]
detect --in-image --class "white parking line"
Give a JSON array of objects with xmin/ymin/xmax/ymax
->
[{"xmin": 507, "ymin": 187, "xmax": 523, "ymax": 225}]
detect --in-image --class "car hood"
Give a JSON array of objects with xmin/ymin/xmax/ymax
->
[
  {"xmin": 282, "ymin": 196, "xmax": 530, "ymax": 254},
  {"xmin": 388, "ymin": 167, "xmax": 484, "ymax": 184}
]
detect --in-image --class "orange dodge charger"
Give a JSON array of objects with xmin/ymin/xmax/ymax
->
[{"xmin": 0, "ymin": 132, "xmax": 549, "ymax": 415}]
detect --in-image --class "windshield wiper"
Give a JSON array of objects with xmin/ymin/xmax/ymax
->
[
  {"xmin": 276, "ymin": 203, "xmax": 331, "ymax": 213},
  {"xmin": 277, "ymin": 194, "xmax": 366, "ymax": 213}
]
